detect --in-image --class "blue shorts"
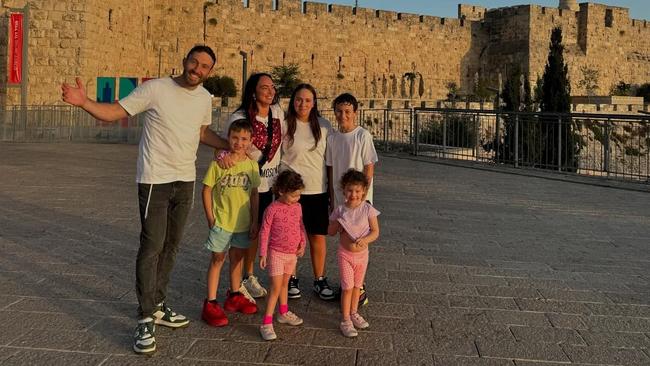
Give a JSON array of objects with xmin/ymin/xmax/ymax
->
[{"xmin": 204, "ymin": 225, "xmax": 250, "ymax": 253}]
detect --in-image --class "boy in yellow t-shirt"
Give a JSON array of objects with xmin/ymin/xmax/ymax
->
[{"xmin": 201, "ymin": 119, "xmax": 260, "ymax": 327}]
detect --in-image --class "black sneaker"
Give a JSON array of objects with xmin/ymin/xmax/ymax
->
[
  {"xmin": 359, "ymin": 284, "xmax": 369, "ymax": 306},
  {"xmin": 313, "ymin": 276, "xmax": 336, "ymax": 300},
  {"xmin": 153, "ymin": 302, "xmax": 190, "ymax": 328},
  {"xmin": 288, "ymin": 276, "xmax": 301, "ymax": 299},
  {"xmin": 133, "ymin": 317, "xmax": 156, "ymax": 354}
]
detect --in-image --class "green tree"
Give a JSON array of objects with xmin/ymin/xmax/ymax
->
[
  {"xmin": 271, "ymin": 63, "xmax": 302, "ymax": 98},
  {"xmin": 610, "ymin": 80, "xmax": 633, "ymax": 96},
  {"xmin": 203, "ymin": 75, "xmax": 237, "ymax": 106},
  {"xmin": 539, "ymin": 27, "xmax": 581, "ymax": 171},
  {"xmin": 497, "ymin": 66, "xmax": 539, "ymax": 165},
  {"xmin": 636, "ymin": 83, "xmax": 650, "ymax": 103},
  {"xmin": 446, "ymin": 81, "xmax": 459, "ymax": 102}
]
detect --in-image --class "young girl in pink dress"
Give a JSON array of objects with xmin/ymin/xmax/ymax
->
[
  {"xmin": 258, "ymin": 170, "xmax": 306, "ymax": 340},
  {"xmin": 328, "ymin": 169, "xmax": 380, "ymax": 337}
]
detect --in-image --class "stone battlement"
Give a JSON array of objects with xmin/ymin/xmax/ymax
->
[{"xmin": 0, "ymin": 0, "xmax": 648, "ymax": 107}]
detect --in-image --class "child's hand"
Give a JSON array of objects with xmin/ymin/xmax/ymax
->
[
  {"xmin": 296, "ymin": 245, "xmax": 305, "ymax": 257},
  {"xmin": 259, "ymin": 256, "xmax": 267, "ymax": 269},
  {"xmin": 208, "ymin": 218, "xmax": 215, "ymax": 229},
  {"xmin": 249, "ymin": 225, "xmax": 259, "ymax": 240},
  {"xmin": 355, "ymin": 238, "xmax": 369, "ymax": 249}
]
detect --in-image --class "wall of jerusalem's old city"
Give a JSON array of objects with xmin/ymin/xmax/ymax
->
[{"xmin": 0, "ymin": 0, "xmax": 648, "ymax": 107}]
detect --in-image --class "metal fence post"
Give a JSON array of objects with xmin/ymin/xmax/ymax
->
[
  {"xmin": 604, "ymin": 118, "xmax": 610, "ymax": 176},
  {"xmin": 442, "ymin": 112, "xmax": 447, "ymax": 158},
  {"xmin": 514, "ymin": 114, "xmax": 519, "ymax": 168},
  {"xmin": 412, "ymin": 108, "xmax": 419, "ymax": 156},
  {"xmin": 557, "ymin": 115, "xmax": 562, "ymax": 171},
  {"xmin": 383, "ymin": 109, "xmax": 389, "ymax": 152},
  {"xmin": 473, "ymin": 112, "xmax": 479, "ymax": 159}
]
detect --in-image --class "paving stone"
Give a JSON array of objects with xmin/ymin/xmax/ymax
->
[
  {"xmin": 383, "ymin": 291, "xmax": 450, "ymax": 306},
  {"xmin": 0, "ymin": 323, "xmax": 29, "ymax": 347},
  {"xmin": 586, "ymin": 303, "xmax": 650, "ymax": 318},
  {"xmin": 183, "ymin": 340, "xmax": 268, "ymax": 363},
  {"xmin": 394, "ymin": 333, "xmax": 478, "ymax": 356},
  {"xmin": 578, "ymin": 329, "xmax": 650, "ymax": 348},
  {"xmin": 538, "ymin": 289, "xmax": 612, "ymax": 303},
  {"xmin": 476, "ymin": 339, "xmax": 569, "ymax": 362},
  {"xmin": 434, "ymin": 355, "xmax": 515, "ymax": 365},
  {"xmin": 228, "ymin": 324, "xmax": 316, "ymax": 345},
  {"xmin": 506, "ymin": 278, "xmax": 572, "ymax": 290},
  {"xmin": 412, "ymin": 281, "xmax": 478, "ymax": 296},
  {"xmin": 583, "ymin": 316, "xmax": 650, "ymax": 333},
  {"xmin": 312, "ymin": 329, "xmax": 393, "ymax": 350},
  {"xmin": 1, "ymin": 349, "xmax": 107, "ymax": 365},
  {"xmin": 449, "ymin": 295, "xmax": 519, "ymax": 310},
  {"xmin": 388, "ymin": 270, "xmax": 449, "ymax": 282},
  {"xmin": 264, "ymin": 343, "xmax": 356, "ymax": 365},
  {"xmin": 562, "ymin": 344, "xmax": 650, "ymax": 365},
  {"xmin": 545, "ymin": 313, "xmax": 589, "ymax": 329},
  {"xmin": 357, "ymin": 350, "xmax": 435, "ymax": 366},
  {"xmin": 405, "ymin": 263, "xmax": 468, "ymax": 275},
  {"xmin": 364, "ymin": 316, "xmax": 434, "ymax": 335},
  {"xmin": 476, "ymin": 286, "xmax": 542, "ymax": 299},
  {"xmin": 515, "ymin": 298, "xmax": 592, "ymax": 315},
  {"xmin": 485, "ymin": 310, "xmax": 552, "ymax": 327},
  {"xmin": 103, "ymin": 355, "xmax": 234, "ymax": 365},
  {"xmin": 510, "ymin": 326, "xmax": 585, "ymax": 345},
  {"xmin": 606, "ymin": 292, "xmax": 650, "ymax": 306},
  {"xmin": 513, "ymin": 361, "xmax": 591, "ymax": 366},
  {"xmin": 363, "ymin": 302, "xmax": 415, "ymax": 318},
  {"xmin": 450, "ymin": 274, "xmax": 509, "ymax": 287},
  {"xmin": 5, "ymin": 298, "xmax": 136, "ymax": 317},
  {"xmin": 0, "ymin": 310, "xmax": 99, "ymax": 331}
]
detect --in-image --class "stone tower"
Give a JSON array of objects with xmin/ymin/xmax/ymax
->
[{"xmin": 559, "ymin": 0, "xmax": 579, "ymax": 11}]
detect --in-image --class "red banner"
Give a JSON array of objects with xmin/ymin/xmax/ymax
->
[{"xmin": 8, "ymin": 13, "xmax": 24, "ymax": 84}]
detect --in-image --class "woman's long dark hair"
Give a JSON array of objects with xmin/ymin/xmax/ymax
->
[
  {"xmin": 286, "ymin": 83, "xmax": 322, "ymax": 150},
  {"xmin": 236, "ymin": 73, "xmax": 280, "ymax": 122}
]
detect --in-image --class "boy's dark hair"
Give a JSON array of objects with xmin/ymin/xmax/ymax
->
[
  {"xmin": 228, "ymin": 118, "xmax": 253, "ymax": 136},
  {"xmin": 273, "ymin": 170, "xmax": 305, "ymax": 195},
  {"xmin": 186, "ymin": 45, "xmax": 216, "ymax": 65},
  {"xmin": 332, "ymin": 93, "xmax": 358, "ymax": 112},
  {"xmin": 340, "ymin": 169, "xmax": 369, "ymax": 190}
]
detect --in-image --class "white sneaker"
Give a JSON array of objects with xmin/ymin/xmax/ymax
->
[
  {"xmin": 243, "ymin": 275, "xmax": 267, "ymax": 298},
  {"xmin": 277, "ymin": 311, "xmax": 303, "ymax": 326},
  {"xmin": 238, "ymin": 283, "xmax": 257, "ymax": 304},
  {"xmin": 350, "ymin": 312, "xmax": 369, "ymax": 329}
]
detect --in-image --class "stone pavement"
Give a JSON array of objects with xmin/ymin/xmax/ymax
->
[{"xmin": 0, "ymin": 142, "xmax": 649, "ymax": 366}]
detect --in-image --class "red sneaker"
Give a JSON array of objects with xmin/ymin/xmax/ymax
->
[
  {"xmin": 224, "ymin": 291, "xmax": 258, "ymax": 314},
  {"xmin": 202, "ymin": 299, "xmax": 228, "ymax": 327}
]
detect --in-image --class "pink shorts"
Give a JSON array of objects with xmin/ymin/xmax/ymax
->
[
  {"xmin": 267, "ymin": 249, "xmax": 297, "ymax": 277},
  {"xmin": 337, "ymin": 245, "xmax": 369, "ymax": 290}
]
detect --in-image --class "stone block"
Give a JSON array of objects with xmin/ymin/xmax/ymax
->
[
  {"xmin": 561, "ymin": 345, "xmax": 650, "ymax": 365},
  {"xmin": 449, "ymin": 295, "xmax": 518, "ymax": 310},
  {"xmin": 183, "ymin": 340, "xmax": 268, "ymax": 362},
  {"xmin": 510, "ymin": 325, "xmax": 585, "ymax": 345},
  {"xmin": 265, "ymin": 343, "xmax": 356, "ymax": 365},
  {"xmin": 485, "ymin": 309, "xmax": 552, "ymax": 327},
  {"xmin": 357, "ymin": 350, "xmax": 434, "ymax": 366},
  {"xmin": 1, "ymin": 350, "xmax": 106, "ymax": 365},
  {"xmin": 433, "ymin": 355, "xmax": 514, "ymax": 366},
  {"xmin": 515, "ymin": 298, "xmax": 592, "ymax": 315},
  {"xmin": 578, "ymin": 329, "xmax": 650, "ymax": 348},
  {"xmin": 545, "ymin": 313, "xmax": 588, "ymax": 329},
  {"xmin": 312, "ymin": 329, "xmax": 393, "ymax": 350},
  {"xmin": 476, "ymin": 339, "xmax": 569, "ymax": 362}
]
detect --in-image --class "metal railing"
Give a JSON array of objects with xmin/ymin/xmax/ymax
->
[
  {"xmin": 2, "ymin": 105, "xmax": 649, "ymax": 182},
  {"xmin": 413, "ymin": 108, "xmax": 650, "ymax": 182}
]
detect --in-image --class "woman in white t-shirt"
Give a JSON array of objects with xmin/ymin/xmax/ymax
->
[
  {"xmin": 280, "ymin": 84, "xmax": 335, "ymax": 301},
  {"xmin": 221, "ymin": 73, "xmax": 286, "ymax": 301}
]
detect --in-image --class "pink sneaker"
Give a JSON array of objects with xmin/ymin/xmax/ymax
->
[
  {"xmin": 340, "ymin": 320, "xmax": 358, "ymax": 337},
  {"xmin": 350, "ymin": 312, "xmax": 369, "ymax": 329}
]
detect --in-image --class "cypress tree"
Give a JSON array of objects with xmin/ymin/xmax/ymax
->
[{"xmin": 539, "ymin": 27, "xmax": 580, "ymax": 170}]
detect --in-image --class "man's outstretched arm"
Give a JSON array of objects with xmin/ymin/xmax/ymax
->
[{"xmin": 61, "ymin": 77, "xmax": 128, "ymax": 121}]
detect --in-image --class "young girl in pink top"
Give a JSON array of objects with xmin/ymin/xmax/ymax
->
[
  {"xmin": 258, "ymin": 170, "xmax": 306, "ymax": 340},
  {"xmin": 328, "ymin": 169, "xmax": 380, "ymax": 337}
]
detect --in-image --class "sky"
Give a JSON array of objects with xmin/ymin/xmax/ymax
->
[{"xmin": 323, "ymin": 0, "xmax": 650, "ymax": 21}]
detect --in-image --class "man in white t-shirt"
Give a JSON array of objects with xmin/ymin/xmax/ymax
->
[{"xmin": 61, "ymin": 45, "xmax": 229, "ymax": 355}]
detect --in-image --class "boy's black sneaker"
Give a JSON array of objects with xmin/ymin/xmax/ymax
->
[
  {"xmin": 288, "ymin": 276, "xmax": 301, "ymax": 299},
  {"xmin": 153, "ymin": 302, "xmax": 190, "ymax": 328},
  {"xmin": 133, "ymin": 317, "xmax": 156, "ymax": 354},
  {"xmin": 313, "ymin": 276, "xmax": 336, "ymax": 300},
  {"xmin": 359, "ymin": 284, "xmax": 369, "ymax": 306}
]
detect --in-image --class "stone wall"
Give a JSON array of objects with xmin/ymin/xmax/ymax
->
[{"xmin": 0, "ymin": 0, "xmax": 648, "ymax": 107}]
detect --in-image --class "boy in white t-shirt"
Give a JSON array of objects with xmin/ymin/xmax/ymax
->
[{"xmin": 325, "ymin": 93, "xmax": 378, "ymax": 306}]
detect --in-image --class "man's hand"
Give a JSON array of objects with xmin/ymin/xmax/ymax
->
[
  {"xmin": 61, "ymin": 77, "xmax": 88, "ymax": 107},
  {"xmin": 259, "ymin": 256, "xmax": 267, "ymax": 269},
  {"xmin": 215, "ymin": 150, "xmax": 236, "ymax": 169}
]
